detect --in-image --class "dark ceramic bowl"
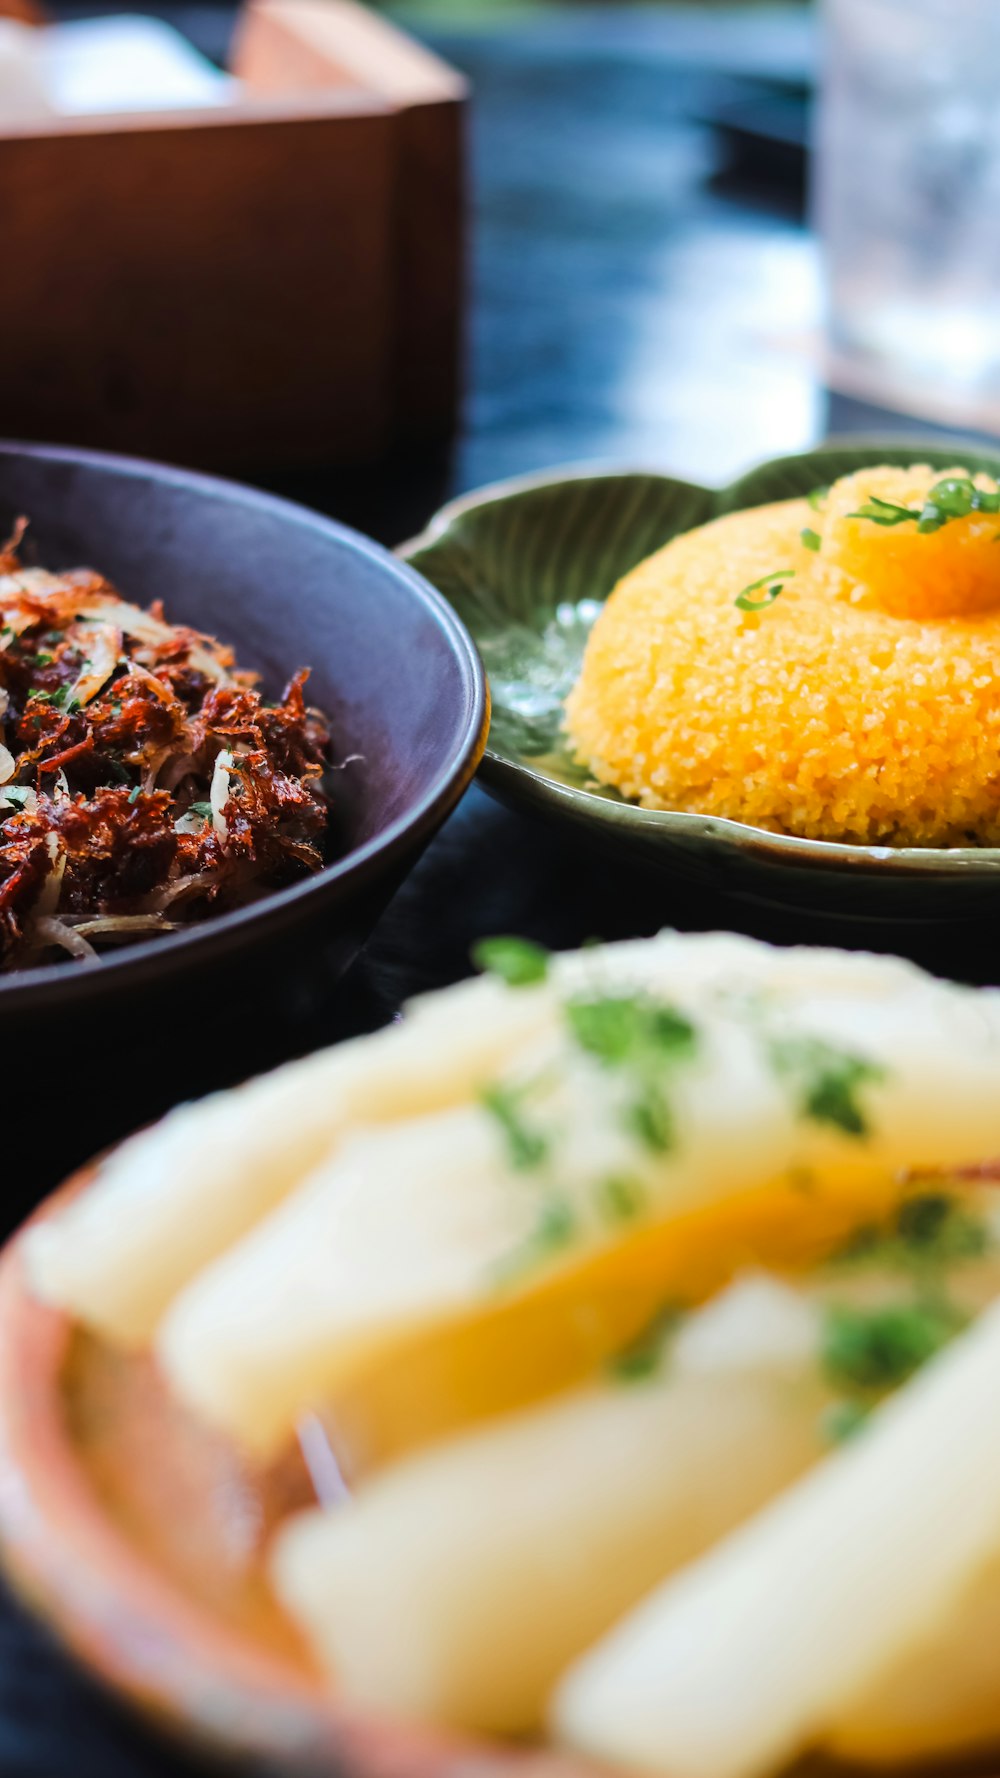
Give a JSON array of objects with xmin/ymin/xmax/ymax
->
[{"xmin": 0, "ymin": 443, "xmax": 487, "ymax": 1205}]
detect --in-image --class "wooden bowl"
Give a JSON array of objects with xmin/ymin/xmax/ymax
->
[{"xmin": 0, "ymin": 1176, "xmax": 583, "ymax": 1777}]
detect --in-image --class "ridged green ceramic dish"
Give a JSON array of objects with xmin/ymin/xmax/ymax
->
[{"xmin": 403, "ymin": 440, "xmax": 1000, "ymax": 924}]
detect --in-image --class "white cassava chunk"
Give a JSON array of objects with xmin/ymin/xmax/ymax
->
[
  {"xmin": 553, "ymin": 1293, "xmax": 1000, "ymax": 1778},
  {"xmin": 26, "ymin": 970, "xmax": 554, "ymax": 1345},
  {"xmin": 273, "ymin": 1365, "xmax": 830, "ymax": 1735}
]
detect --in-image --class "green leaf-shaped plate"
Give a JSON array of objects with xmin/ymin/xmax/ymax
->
[{"xmin": 403, "ymin": 441, "xmax": 1000, "ymax": 924}]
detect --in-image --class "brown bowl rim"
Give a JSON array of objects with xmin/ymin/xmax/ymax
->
[{"xmin": 0, "ymin": 1176, "xmax": 590, "ymax": 1778}]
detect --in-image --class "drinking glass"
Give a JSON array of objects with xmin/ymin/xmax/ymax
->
[{"xmin": 815, "ymin": 0, "xmax": 1000, "ymax": 403}]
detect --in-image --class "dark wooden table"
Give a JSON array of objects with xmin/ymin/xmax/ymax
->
[{"xmin": 6, "ymin": 6, "xmax": 997, "ymax": 1772}]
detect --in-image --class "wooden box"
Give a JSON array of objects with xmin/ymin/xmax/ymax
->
[{"xmin": 1, "ymin": 0, "xmax": 466, "ymax": 471}]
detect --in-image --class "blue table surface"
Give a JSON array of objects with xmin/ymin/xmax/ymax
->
[{"xmin": 8, "ymin": 6, "xmax": 997, "ymax": 1772}]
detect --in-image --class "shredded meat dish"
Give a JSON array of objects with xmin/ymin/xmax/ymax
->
[{"xmin": 0, "ymin": 521, "xmax": 330, "ymax": 969}]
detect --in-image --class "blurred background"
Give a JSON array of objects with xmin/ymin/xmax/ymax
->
[
  {"xmin": 6, "ymin": 4, "xmax": 1000, "ymax": 1775},
  {"xmin": 7, "ymin": 0, "xmax": 1000, "ymax": 547}
]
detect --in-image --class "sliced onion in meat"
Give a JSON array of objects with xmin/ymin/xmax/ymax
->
[
  {"xmin": 79, "ymin": 600, "xmax": 231, "ymax": 685},
  {"xmin": 210, "ymin": 748, "xmax": 234, "ymax": 841},
  {"xmin": 279, "ymin": 837, "xmax": 324, "ymax": 871},
  {"xmin": 30, "ymin": 917, "xmax": 97, "ymax": 962},
  {"xmin": 68, "ymin": 914, "xmax": 180, "ymax": 943},
  {"xmin": 33, "ymin": 836, "xmax": 65, "ymax": 919},
  {"xmin": 160, "ymin": 752, "xmax": 198, "ymax": 794},
  {"xmin": 0, "ymin": 785, "xmax": 37, "ymax": 815},
  {"xmin": 68, "ymin": 621, "xmax": 121, "ymax": 706},
  {"xmin": 144, "ymin": 871, "xmax": 219, "ymax": 912}
]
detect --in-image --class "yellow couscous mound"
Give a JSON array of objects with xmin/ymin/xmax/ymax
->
[{"xmin": 564, "ymin": 465, "xmax": 1000, "ymax": 846}]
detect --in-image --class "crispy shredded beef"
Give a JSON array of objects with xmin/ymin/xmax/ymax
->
[{"xmin": 0, "ymin": 522, "xmax": 331, "ymax": 967}]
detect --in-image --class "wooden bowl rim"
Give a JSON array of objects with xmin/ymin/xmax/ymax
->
[{"xmin": 0, "ymin": 1173, "xmax": 585, "ymax": 1778}]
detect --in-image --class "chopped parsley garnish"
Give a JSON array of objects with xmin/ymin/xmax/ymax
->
[
  {"xmin": 127, "ymin": 784, "xmax": 142, "ymax": 805},
  {"xmin": 480, "ymin": 1081, "xmax": 550, "ymax": 1172},
  {"xmin": 734, "ymin": 569, "xmax": 795, "ymax": 612},
  {"xmin": 849, "ymin": 476, "xmax": 1000, "ymax": 535},
  {"xmin": 807, "ymin": 486, "xmax": 829, "ymax": 511},
  {"xmin": 821, "ymin": 1299, "xmax": 966, "ymax": 1397},
  {"xmin": 189, "ymin": 800, "xmax": 213, "ymax": 818},
  {"xmin": 848, "ymin": 494, "xmax": 917, "ymax": 527},
  {"xmin": 829, "ymin": 1192, "xmax": 990, "ymax": 1276},
  {"xmin": 624, "ymin": 1086, "xmax": 675, "ymax": 1154},
  {"xmin": 800, "ymin": 528, "xmax": 821, "ymax": 552},
  {"xmin": 768, "ymin": 1034, "xmax": 884, "ymax": 1138},
  {"xmin": 609, "ymin": 1305, "xmax": 684, "ymax": 1384},
  {"xmin": 896, "ymin": 1192, "xmax": 989, "ymax": 1260},
  {"xmin": 534, "ymin": 1197, "xmax": 576, "ymax": 1250},
  {"xmin": 566, "ymin": 994, "xmax": 696, "ymax": 1069},
  {"xmin": 490, "ymin": 1196, "xmax": 577, "ymax": 1287},
  {"xmin": 822, "ymin": 1398, "xmax": 870, "ymax": 1445},
  {"xmin": 29, "ymin": 685, "xmax": 80, "ymax": 712},
  {"xmin": 473, "ymin": 934, "xmax": 550, "ymax": 987},
  {"xmin": 566, "ymin": 991, "xmax": 697, "ymax": 1156},
  {"xmin": 0, "ymin": 787, "xmax": 32, "ymax": 807},
  {"xmin": 597, "ymin": 1174, "xmax": 647, "ymax": 1223},
  {"xmin": 29, "ymin": 652, "xmax": 54, "ymax": 667}
]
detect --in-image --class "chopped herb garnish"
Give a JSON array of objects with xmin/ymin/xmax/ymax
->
[
  {"xmin": 473, "ymin": 934, "xmax": 550, "ymax": 987},
  {"xmin": 127, "ymin": 784, "xmax": 142, "ymax": 805},
  {"xmin": 566, "ymin": 994, "xmax": 696, "ymax": 1069},
  {"xmin": 189, "ymin": 800, "xmax": 213, "ymax": 819},
  {"xmin": 807, "ymin": 486, "xmax": 829, "ymax": 512},
  {"xmin": 734, "ymin": 569, "xmax": 795, "ymax": 612},
  {"xmin": 0, "ymin": 787, "xmax": 32, "ymax": 807},
  {"xmin": 30, "ymin": 652, "xmax": 54, "ymax": 667},
  {"xmin": 533, "ymin": 1197, "xmax": 576, "ymax": 1250},
  {"xmin": 821, "ymin": 1299, "xmax": 966, "ymax": 1397},
  {"xmin": 830, "ymin": 1193, "xmax": 990, "ymax": 1275},
  {"xmin": 848, "ymin": 495, "xmax": 917, "ymax": 527},
  {"xmin": 480, "ymin": 1081, "xmax": 550, "ymax": 1171},
  {"xmin": 610, "ymin": 1306, "xmax": 684, "ymax": 1384},
  {"xmin": 850, "ymin": 476, "xmax": 1000, "ymax": 535},
  {"xmin": 822, "ymin": 1398, "xmax": 870, "ymax": 1445},
  {"xmin": 0, "ymin": 625, "xmax": 12, "ymax": 639},
  {"xmin": 567, "ymin": 990, "xmax": 697, "ymax": 1156},
  {"xmin": 768, "ymin": 1034, "xmax": 884, "ymax": 1138},
  {"xmin": 801, "ymin": 528, "xmax": 821, "ymax": 552},
  {"xmin": 624, "ymin": 1085, "xmax": 675, "ymax": 1154},
  {"xmin": 597, "ymin": 1174, "xmax": 647, "ymax": 1223},
  {"xmin": 30, "ymin": 684, "xmax": 80, "ymax": 712},
  {"xmin": 896, "ymin": 1193, "xmax": 989, "ymax": 1260},
  {"xmin": 490, "ymin": 1196, "xmax": 577, "ymax": 1288}
]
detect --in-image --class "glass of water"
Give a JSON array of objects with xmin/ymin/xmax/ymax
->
[{"xmin": 815, "ymin": 0, "xmax": 1000, "ymax": 404}]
